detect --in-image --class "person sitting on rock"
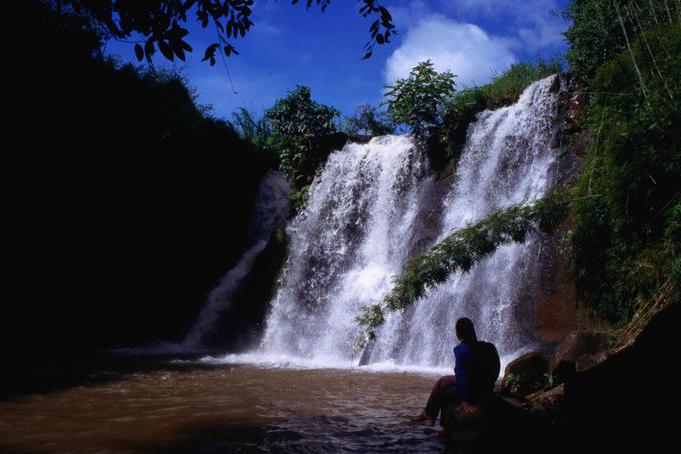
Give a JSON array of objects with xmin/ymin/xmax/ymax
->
[{"xmin": 412, "ymin": 317, "xmax": 498, "ymax": 426}]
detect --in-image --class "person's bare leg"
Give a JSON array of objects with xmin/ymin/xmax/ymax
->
[{"xmin": 410, "ymin": 375, "xmax": 457, "ymax": 426}]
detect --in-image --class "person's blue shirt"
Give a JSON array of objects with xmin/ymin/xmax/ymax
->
[{"xmin": 454, "ymin": 340, "xmax": 475, "ymax": 403}]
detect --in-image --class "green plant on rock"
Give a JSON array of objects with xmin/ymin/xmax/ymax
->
[
  {"xmin": 505, "ymin": 373, "xmax": 522, "ymax": 395},
  {"xmin": 266, "ymin": 85, "xmax": 339, "ymax": 184},
  {"xmin": 383, "ymin": 60, "xmax": 456, "ymax": 136},
  {"xmin": 440, "ymin": 87, "xmax": 487, "ymax": 164},
  {"xmin": 544, "ymin": 372, "xmax": 556, "ymax": 389},
  {"xmin": 289, "ymin": 185, "xmax": 311, "ymax": 211}
]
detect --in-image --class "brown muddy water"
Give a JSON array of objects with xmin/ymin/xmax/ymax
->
[{"xmin": 0, "ymin": 361, "xmax": 446, "ymax": 453}]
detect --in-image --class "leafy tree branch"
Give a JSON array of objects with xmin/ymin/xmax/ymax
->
[
  {"xmin": 356, "ymin": 187, "xmax": 573, "ymax": 344},
  {"xmin": 57, "ymin": 0, "xmax": 395, "ymax": 64}
]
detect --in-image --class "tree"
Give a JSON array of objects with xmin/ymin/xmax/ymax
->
[
  {"xmin": 383, "ymin": 60, "xmax": 456, "ymax": 135},
  {"xmin": 562, "ymin": 0, "xmax": 680, "ymax": 88},
  {"xmin": 343, "ymin": 104, "xmax": 395, "ymax": 136},
  {"xmin": 57, "ymin": 0, "xmax": 395, "ymax": 65},
  {"xmin": 265, "ymin": 85, "xmax": 339, "ymax": 182}
]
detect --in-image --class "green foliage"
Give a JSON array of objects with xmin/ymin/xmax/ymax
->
[
  {"xmin": 289, "ymin": 185, "xmax": 311, "ymax": 211},
  {"xmin": 266, "ymin": 85, "xmax": 339, "ymax": 183},
  {"xmin": 482, "ymin": 61, "xmax": 563, "ymax": 108},
  {"xmin": 384, "ymin": 60, "xmax": 457, "ymax": 135},
  {"xmin": 59, "ymin": 0, "xmax": 395, "ymax": 64},
  {"xmin": 543, "ymin": 372, "xmax": 555, "ymax": 389},
  {"xmin": 357, "ymin": 188, "xmax": 573, "ymax": 340},
  {"xmin": 229, "ymin": 107, "xmax": 271, "ymax": 147},
  {"xmin": 440, "ymin": 87, "xmax": 487, "ymax": 163},
  {"xmin": 343, "ymin": 104, "xmax": 395, "ymax": 136},
  {"xmin": 505, "ymin": 373, "xmax": 522, "ymax": 395},
  {"xmin": 563, "ymin": 0, "xmax": 680, "ymax": 88},
  {"xmin": 571, "ymin": 23, "xmax": 681, "ymax": 323},
  {"xmin": 228, "ymin": 107, "xmax": 286, "ymax": 162}
]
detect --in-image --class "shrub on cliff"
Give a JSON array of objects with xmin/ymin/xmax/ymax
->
[
  {"xmin": 384, "ymin": 60, "xmax": 457, "ymax": 136},
  {"xmin": 266, "ymin": 85, "xmax": 340, "ymax": 185}
]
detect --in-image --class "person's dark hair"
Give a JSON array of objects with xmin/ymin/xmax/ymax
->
[{"xmin": 455, "ymin": 317, "xmax": 477, "ymax": 342}]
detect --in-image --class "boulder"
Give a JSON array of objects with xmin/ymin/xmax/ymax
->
[
  {"xmin": 441, "ymin": 393, "xmax": 542, "ymax": 451},
  {"xmin": 575, "ymin": 351, "xmax": 609, "ymax": 372},
  {"xmin": 549, "ymin": 330, "xmax": 605, "ymax": 383},
  {"xmin": 501, "ymin": 352, "xmax": 549, "ymax": 397}
]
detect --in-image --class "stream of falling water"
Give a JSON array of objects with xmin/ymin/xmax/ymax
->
[
  {"xmin": 249, "ymin": 75, "xmax": 562, "ymax": 369},
  {"xmin": 0, "ymin": 76, "xmax": 565, "ymax": 454}
]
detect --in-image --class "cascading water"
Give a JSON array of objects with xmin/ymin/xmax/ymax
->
[
  {"xmin": 256, "ymin": 75, "xmax": 563, "ymax": 369},
  {"xmin": 181, "ymin": 170, "xmax": 290, "ymax": 349}
]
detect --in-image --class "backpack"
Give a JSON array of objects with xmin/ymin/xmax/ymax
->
[{"xmin": 472, "ymin": 340, "xmax": 501, "ymax": 394}]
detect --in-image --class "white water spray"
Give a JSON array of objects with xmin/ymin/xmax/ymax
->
[{"xmin": 223, "ymin": 76, "xmax": 563, "ymax": 369}]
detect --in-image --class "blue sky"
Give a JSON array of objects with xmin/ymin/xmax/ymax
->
[{"xmin": 105, "ymin": 0, "xmax": 571, "ymax": 120}]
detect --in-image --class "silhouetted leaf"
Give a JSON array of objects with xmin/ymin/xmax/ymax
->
[
  {"xmin": 201, "ymin": 43, "xmax": 219, "ymax": 62},
  {"xmin": 158, "ymin": 40, "xmax": 174, "ymax": 61},
  {"xmin": 180, "ymin": 40, "xmax": 192, "ymax": 52},
  {"xmin": 134, "ymin": 43, "xmax": 144, "ymax": 61}
]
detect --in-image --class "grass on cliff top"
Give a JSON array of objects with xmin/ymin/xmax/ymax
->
[{"xmin": 481, "ymin": 60, "xmax": 564, "ymax": 108}]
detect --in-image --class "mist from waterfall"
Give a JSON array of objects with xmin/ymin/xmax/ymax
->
[{"xmin": 219, "ymin": 75, "xmax": 563, "ymax": 370}]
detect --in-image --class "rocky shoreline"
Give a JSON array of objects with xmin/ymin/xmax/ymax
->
[{"xmin": 438, "ymin": 301, "xmax": 678, "ymax": 452}]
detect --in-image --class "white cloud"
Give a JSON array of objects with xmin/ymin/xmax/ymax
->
[
  {"xmin": 384, "ymin": 15, "xmax": 517, "ymax": 87},
  {"xmin": 438, "ymin": 0, "xmax": 567, "ymax": 51}
]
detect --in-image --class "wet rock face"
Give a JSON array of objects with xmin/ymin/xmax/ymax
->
[
  {"xmin": 532, "ymin": 77, "xmax": 587, "ymax": 345},
  {"xmin": 534, "ymin": 219, "xmax": 577, "ymax": 343}
]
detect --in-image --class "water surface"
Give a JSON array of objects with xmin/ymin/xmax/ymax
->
[{"xmin": 0, "ymin": 363, "xmax": 445, "ymax": 453}]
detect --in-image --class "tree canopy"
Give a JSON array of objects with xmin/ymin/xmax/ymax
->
[
  {"xmin": 343, "ymin": 104, "xmax": 395, "ymax": 136},
  {"xmin": 265, "ymin": 85, "xmax": 339, "ymax": 182},
  {"xmin": 383, "ymin": 60, "xmax": 456, "ymax": 135},
  {"xmin": 57, "ymin": 0, "xmax": 396, "ymax": 64}
]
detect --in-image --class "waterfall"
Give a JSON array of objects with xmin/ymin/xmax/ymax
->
[
  {"xmin": 255, "ymin": 75, "xmax": 562, "ymax": 368},
  {"xmin": 182, "ymin": 170, "xmax": 290, "ymax": 350}
]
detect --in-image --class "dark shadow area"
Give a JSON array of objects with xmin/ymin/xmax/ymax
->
[
  {"xmin": 564, "ymin": 301, "xmax": 679, "ymax": 451},
  {"xmin": 3, "ymin": 1, "xmax": 277, "ymax": 355}
]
